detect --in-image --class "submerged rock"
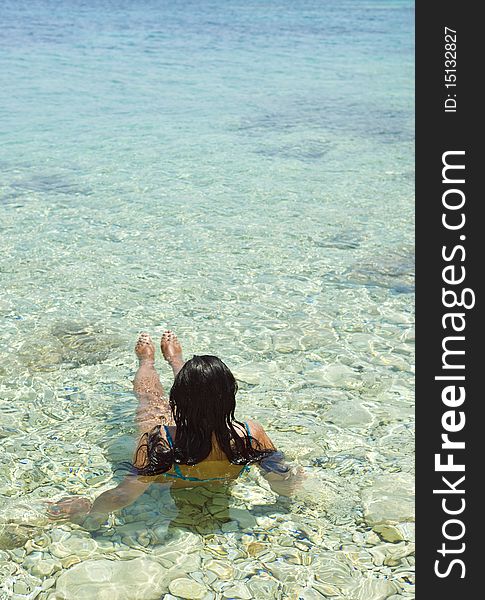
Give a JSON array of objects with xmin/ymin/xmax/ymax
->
[
  {"xmin": 21, "ymin": 320, "xmax": 125, "ymax": 369},
  {"xmin": 306, "ymin": 364, "xmax": 364, "ymax": 390},
  {"xmin": 297, "ymin": 587, "xmax": 327, "ymax": 600},
  {"xmin": 205, "ymin": 559, "xmax": 234, "ymax": 580},
  {"xmin": 228, "ymin": 508, "xmax": 257, "ymax": 529},
  {"xmin": 222, "ymin": 581, "xmax": 252, "ymax": 599},
  {"xmin": 345, "ymin": 577, "xmax": 399, "ymax": 600},
  {"xmin": 50, "ymin": 534, "xmax": 97, "ymax": 559},
  {"xmin": 168, "ymin": 577, "xmax": 207, "ymax": 599},
  {"xmin": 325, "ymin": 400, "xmax": 373, "ymax": 427},
  {"xmin": 10, "ymin": 571, "xmax": 43, "ymax": 597},
  {"xmin": 0, "ymin": 501, "xmax": 50, "ymax": 528},
  {"xmin": 55, "ymin": 557, "xmax": 167, "ymax": 600},
  {"xmin": 23, "ymin": 551, "xmax": 61, "ymax": 578},
  {"xmin": 346, "ymin": 246, "xmax": 415, "ymax": 293},
  {"xmin": 233, "ymin": 362, "xmax": 277, "ymax": 385},
  {"xmin": 395, "ymin": 522, "xmax": 415, "ymax": 543},
  {"xmin": 312, "ymin": 552, "xmax": 356, "ymax": 588},
  {"xmin": 362, "ymin": 473, "xmax": 415, "ymax": 526},
  {"xmin": 374, "ymin": 523, "xmax": 405, "ymax": 543},
  {"xmin": 364, "ymin": 531, "xmax": 381, "ymax": 546},
  {"xmin": 0, "ymin": 551, "xmax": 17, "ymax": 579},
  {"xmin": 0, "ymin": 524, "xmax": 34, "ymax": 550},
  {"xmin": 247, "ymin": 575, "xmax": 281, "ymax": 597}
]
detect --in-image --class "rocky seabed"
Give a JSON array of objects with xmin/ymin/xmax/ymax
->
[{"xmin": 0, "ymin": 472, "xmax": 414, "ymax": 600}]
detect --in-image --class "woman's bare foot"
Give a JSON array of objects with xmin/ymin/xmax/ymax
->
[
  {"xmin": 135, "ymin": 332, "xmax": 155, "ymax": 364},
  {"xmin": 161, "ymin": 330, "xmax": 184, "ymax": 376}
]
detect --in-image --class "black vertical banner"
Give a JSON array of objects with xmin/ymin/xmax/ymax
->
[{"xmin": 417, "ymin": 1, "xmax": 479, "ymax": 597}]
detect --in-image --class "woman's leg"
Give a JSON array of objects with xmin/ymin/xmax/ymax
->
[{"xmin": 133, "ymin": 333, "xmax": 174, "ymax": 433}]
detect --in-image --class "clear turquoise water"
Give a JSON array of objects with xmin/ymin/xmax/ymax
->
[{"xmin": 0, "ymin": 1, "xmax": 414, "ymax": 599}]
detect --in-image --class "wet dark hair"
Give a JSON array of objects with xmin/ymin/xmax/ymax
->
[{"xmin": 133, "ymin": 355, "xmax": 275, "ymax": 476}]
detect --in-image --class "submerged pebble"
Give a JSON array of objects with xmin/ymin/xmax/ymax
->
[
  {"xmin": 247, "ymin": 575, "xmax": 281, "ymax": 597},
  {"xmin": 50, "ymin": 535, "xmax": 97, "ymax": 559},
  {"xmin": 168, "ymin": 577, "xmax": 207, "ymax": 599},
  {"xmin": 0, "ymin": 524, "xmax": 34, "ymax": 550},
  {"xmin": 23, "ymin": 552, "xmax": 61, "ymax": 578},
  {"xmin": 297, "ymin": 586, "xmax": 327, "ymax": 600},
  {"xmin": 222, "ymin": 581, "xmax": 252, "ymax": 599},
  {"xmin": 373, "ymin": 524, "xmax": 404, "ymax": 543},
  {"xmin": 205, "ymin": 559, "xmax": 234, "ymax": 580}
]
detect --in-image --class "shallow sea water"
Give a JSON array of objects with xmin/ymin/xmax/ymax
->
[{"xmin": 0, "ymin": 1, "xmax": 414, "ymax": 598}]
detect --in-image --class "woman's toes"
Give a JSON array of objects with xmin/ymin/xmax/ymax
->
[{"xmin": 135, "ymin": 333, "xmax": 155, "ymax": 360}]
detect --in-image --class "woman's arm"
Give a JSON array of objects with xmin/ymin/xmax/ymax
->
[
  {"xmin": 48, "ymin": 476, "xmax": 152, "ymax": 522},
  {"xmin": 247, "ymin": 420, "xmax": 305, "ymax": 496},
  {"xmin": 90, "ymin": 476, "xmax": 152, "ymax": 514}
]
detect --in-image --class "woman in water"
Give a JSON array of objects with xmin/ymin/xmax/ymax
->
[{"xmin": 49, "ymin": 331, "xmax": 301, "ymax": 521}]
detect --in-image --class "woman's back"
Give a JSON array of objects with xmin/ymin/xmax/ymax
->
[{"xmin": 137, "ymin": 419, "xmax": 276, "ymax": 488}]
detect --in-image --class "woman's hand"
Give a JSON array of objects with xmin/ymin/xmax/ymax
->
[
  {"xmin": 47, "ymin": 496, "xmax": 92, "ymax": 521},
  {"xmin": 265, "ymin": 465, "xmax": 307, "ymax": 496}
]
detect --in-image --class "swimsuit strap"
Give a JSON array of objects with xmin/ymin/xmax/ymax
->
[
  {"xmin": 163, "ymin": 425, "xmax": 174, "ymax": 448},
  {"xmin": 238, "ymin": 421, "xmax": 253, "ymax": 477},
  {"xmin": 162, "ymin": 471, "xmax": 229, "ymax": 482}
]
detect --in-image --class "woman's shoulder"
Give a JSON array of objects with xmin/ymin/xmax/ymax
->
[
  {"xmin": 242, "ymin": 419, "xmax": 277, "ymax": 451},
  {"xmin": 243, "ymin": 418, "xmax": 259, "ymax": 433},
  {"xmin": 243, "ymin": 418, "xmax": 265, "ymax": 435}
]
